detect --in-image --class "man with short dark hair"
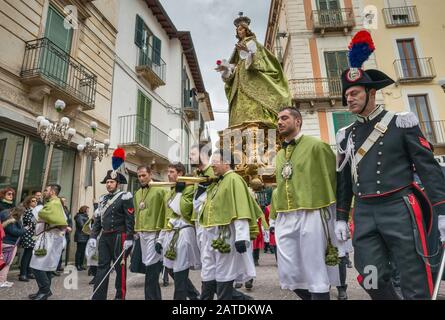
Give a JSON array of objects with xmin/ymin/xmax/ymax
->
[
  {"xmin": 189, "ymin": 143, "xmax": 219, "ymax": 299},
  {"xmin": 199, "ymin": 149, "xmax": 263, "ymax": 300},
  {"xmin": 29, "ymin": 184, "xmax": 68, "ymax": 300},
  {"xmin": 156, "ymin": 162, "xmax": 201, "ymax": 300},
  {"xmin": 88, "ymin": 171, "xmax": 135, "ymax": 300},
  {"xmin": 272, "ymin": 106, "xmax": 340, "ymax": 300},
  {"xmin": 134, "ymin": 165, "xmax": 167, "ymax": 300},
  {"xmin": 336, "ymin": 31, "xmax": 445, "ymax": 300}
]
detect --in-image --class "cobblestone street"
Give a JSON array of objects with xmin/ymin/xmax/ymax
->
[{"xmin": 1, "ymin": 252, "xmax": 444, "ymax": 300}]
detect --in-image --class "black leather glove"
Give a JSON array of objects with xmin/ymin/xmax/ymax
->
[
  {"xmin": 175, "ymin": 182, "xmax": 186, "ymax": 193},
  {"xmin": 235, "ymin": 240, "xmax": 247, "ymax": 254},
  {"xmin": 269, "ymin": 226, "xmax": 275, "ymax": 234},
  {"xmin": 155, "ymin": 243, "xmax": 162, "ymax": 255}
]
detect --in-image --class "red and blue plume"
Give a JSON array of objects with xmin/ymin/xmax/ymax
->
[
  {"xmin": 112, "ymin": 147, "xmax": 125, "ymax": 170},
  {"xmin": 348, "ymin": 30, "xmax": 375, "ymax": 68}
]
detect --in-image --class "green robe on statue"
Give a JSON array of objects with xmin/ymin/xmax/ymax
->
[
  {"xmin": 200, "ymin": 170, "xmax": 263, "ymax": 239},
  {"xmin": 134, "ymin": 186, "xmax": 168, "ymax": 232},
  {"xmin": 274, "ymin": 135, "xmax": 337, "ymax": 214},
  {"xmin": 224, "ymin": 36, "xmax": 291, "ymax": 127}
]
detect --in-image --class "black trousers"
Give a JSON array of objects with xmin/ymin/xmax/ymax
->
[
  {"xmin": 19, "ymin": 248, "xmax": 34, "ymax": 277},
  {"xmin": 33, "ymin": 269, "xmax": 53, "ymax": 294},
  {"xmin": 92, "ymin": 233, "xmax": 128, "ymax": 300},
  {"xmin": 354, "ymin": 194, "xmax": 433, "ymax": 300},
  {"xmin": 75, "ymin": 242, "xmax": 87, "ymax": 267},
  {"xmin": 167, "ymin": 268, "xmax": 200, "ymax": 300},
  {"xmin": 216, "ymin": 281, "xmax": 253, "ymax": 300}
]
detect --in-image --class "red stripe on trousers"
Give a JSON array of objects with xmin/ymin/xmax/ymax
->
[
  {"xmin": 408, "ymin": 194, "xmax": 434, "ymax": 297},
  {"xmin": 121, "ymin": 233, "xmax": 126, "ymax": 299}
]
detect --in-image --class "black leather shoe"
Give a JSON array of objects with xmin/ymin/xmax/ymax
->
[
  {"xmin": 89, "ymin": 278, "xmax": 95, "ymax": 285},
  {"xmin": 19, "ymin": 275, "xmax": 29, "ymax": 282},
  {"xmin": 245, "ymin": 279, "xmax": 253, "ymax": 290},
  {"xmin": 34, "ymin": 292, "xmax": 52, "ymax": 300},
  {"xmin": 27, "ymin": 274, "xmax": 35, "ymax": 280},
  {"xmin": 28, "ymin": 292, "xmax": 53, "ymax": 300},
  {"xmin": 52, "ymin": 271, "xmax": 61, "ymax": 276},
  {"xmin": 28, "ymin": 292, "xmax": 39, "ymax": 300}
]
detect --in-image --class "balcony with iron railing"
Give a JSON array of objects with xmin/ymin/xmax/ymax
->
[
  {"xmin": 311, "ymin": 8, "xmax": 355, "ymax": 34},
  {"xmin": 135, "ymin": 44, "xmax": 166, "ymax": 89},
  {"xmin": 383, "ymin": 6, "xmax": 419, "ymax": 27},
  {"xmin": 184, "ymin": 95, "xmax": 200, "ymax": 121},
  {"xmin": 20, "ymin": 37, "xmax": 97, "ymax": 110},
  {"xmin": 288, "ymin": 78, "xmax": 342, "ymax": 105},
  {"xmin": 119, "ymin": 114, "xmax": 181, "ymax": 161},
  {"xmin": 394, "ymin": 58, "xmax": 436, "ymax": 83},
  {"xmin": 420, "ymin": 120, "xmax": 445, "ymax": 146}
]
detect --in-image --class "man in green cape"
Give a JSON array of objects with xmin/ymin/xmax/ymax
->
[
  {"xmin": 134, "ymin": 165, "xmax": 167, "ymax": 300},
  {"xmin": 200, "ymin": 149, "xmax": 263, "ymax": 300},
  {"xmin": 273, "ymin": 107, "xmax": 343, "ymax": 300},
  {"xmin": 156, "ymin": 162, "xmax": 200, "ymax": 300},
  {"xmin": 29, "ymin": 184, "xmax": 68, "ymax": 300}
]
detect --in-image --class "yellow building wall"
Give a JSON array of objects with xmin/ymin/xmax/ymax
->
[{"xmin": 363, "ymin": 0, "xmax": 445, "ymax": 120}]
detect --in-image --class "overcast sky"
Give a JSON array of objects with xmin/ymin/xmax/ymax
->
[{"xmin": 160, "ymin": 0, "xmax": 271, "ymax": 144}]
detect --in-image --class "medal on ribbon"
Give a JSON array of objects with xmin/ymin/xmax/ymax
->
[{"xmin": 281, "ymin": 161, "xmax": 293, "ymax": 180}]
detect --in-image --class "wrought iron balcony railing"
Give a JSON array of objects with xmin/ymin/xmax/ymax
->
[
  {"xmin": 20, "ymin": 37, "xmax": 97, "ymax": 110},
  {"xmin": 288, "ymin": 78, "xmax": 342, "ymax": 103},
  {"xmin": 136, "ymin": 44, "xmax": 166, "ymax": 88},
  {"xmin": 311, "ymin": 8, "xmax": 354, "ymax": 33},
  {"xmin": 394, "ymin": 58, "xmax": 436, "ymax": 82},
  {"xmin": 420, "ymin": 120, "xmax": 445, "ymax": 146},
  {"xmin": 383, "ymin": 6, "xmax": 419, "ymax": 27},
  {"xmin": 119, "ymin": 114, "xmax": 180, "ymax": 159}
]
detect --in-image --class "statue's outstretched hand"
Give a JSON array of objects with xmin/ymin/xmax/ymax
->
[{"xmin": 236, "ymin": 42, "xmax": 248, "ymax": 52}]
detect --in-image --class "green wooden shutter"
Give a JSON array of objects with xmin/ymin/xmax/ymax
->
[
  {"xmin": 42, "ymin": 6, "xmax": 73, "ymax": 86},
  {"xmin": 45, "ymin": 6, "xmax": 73, "ymax": 53},
  {"xmin": 136, "ymin": 90, "xmax": 151, "ymax": 147},
  {"xmin": 135, "ymin": 15, "xmax": 144, "ymax": 48},
  {"xmin": 333, "ymin": 112, "xmax": 357, "ymax": 133},
  {"xmin": 152, "ymin": 36, "xmax": 161, "ymax": 65}
]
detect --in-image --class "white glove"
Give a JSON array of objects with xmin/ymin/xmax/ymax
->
[
  {"xmin": 439, "ymin": 215, "xmax": 445, "ymax": 243},
  {"xmin": 87, "ymin": 238, "xmax": 96, "ymax": 248},
  {"xmin": 123, "ymin": 240, "xmax": 133, "ymax": 250},
  {"xmin": 335, "ymin": 220, "xmax": 349, "ymax": 242}
]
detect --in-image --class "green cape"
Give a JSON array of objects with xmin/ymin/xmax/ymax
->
[
  {"xmin": 38, "ymin": 197, "xmax": 68, "ymax": 226},
  {"xmin": 200, "ymin": 171, "xmax": 263, "ymax": 239},
  {"xmin": 275, "ymin": 135, "xmax": 336, "ymax": 213},
  {"xmin": 134, "ymin": 186, "xmax": 168, "ymax": 232},
  {"xmin": 191, "ymin": 165, "xmax": 217, "ymax": 222},
  {"xmin": 162, "ymin": 185, "xmax": 195, "ymax": 229},
  {"xmin": 225, "ymin": 36, "xmax": 291, "ymax": 127}
]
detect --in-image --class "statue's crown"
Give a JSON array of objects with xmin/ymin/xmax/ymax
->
[{"xmin": 234, "ymin": 12, "xmax": 251, "ymax": 27}]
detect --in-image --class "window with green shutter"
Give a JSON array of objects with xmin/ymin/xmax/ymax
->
[
  {"xmin": 41, "ymin": 5, "xmax": 73, "ymax": 86},
  {"xmin": 135, "ymin": 15, "xmax": 144, "ymax": 48},
  {"xmin": 135, "ymin": 15, "xmax": 162, "ymax": 69},
  {"xmin": 136, "ymin": 90, "xmax": 151, "ymax": 147},
  {"xmin": 182, "ymin": 68, "xmax": 191, "ymax": 108},
  {"xmin": 332, "ymin": 112, "xmax": 357, "ymax": 133},
  {"xmin": 152, "ymin": 36, "xmax": 161, "ymax": 65}
]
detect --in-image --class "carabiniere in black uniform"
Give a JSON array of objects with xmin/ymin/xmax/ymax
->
[
  {"xmin": 336, "ymin": 67, "xmax": 445, "ymax": 300},
  {"xmin": 90, "ymin": 170, "xmax": 135, "ymax": 300}
]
